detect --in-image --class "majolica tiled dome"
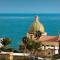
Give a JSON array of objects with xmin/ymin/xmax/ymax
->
[{"xmin": 29, "ymin": 16, "xmax": 44, "ymax": 34}]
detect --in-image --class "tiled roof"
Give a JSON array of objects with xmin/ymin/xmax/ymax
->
[{"xmin": 39, "ymin": 36, "xmax": 59, "ymax": 42}]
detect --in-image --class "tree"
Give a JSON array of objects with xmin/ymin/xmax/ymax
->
[
  {"xmin": 6, "ymin": 48, "xmax": 13, "ymax": 52},
  {"xmin": 20, "ymin": 35, "xmax": 42, "ymax": 52},
  {"xmin": 52, "ymin": 54, "xmax": 60, "ymax": 60},
  {"xmin": 26, "ymin": 40, "xmax": 42, "ymax": 51},
  {"xmin": 35, "ymin": 31, "xmax": 42, "ymax": 38},
  {"xmin": 22, "ymin": 36, "xmax": 29, "ymax": 44},
  {"xmin": 13, "ymin": 49, "xmax": 19, "ymax": 53},
  {"xmin": 34, "ymin": 42, "xmax": 41, "ymax": 50},
  {"xmin": 26, "ymin": 41, "xmax": 34, "ymax": 51},
  {"xmin": 1, "ymin": 38, "xmax": 11, "ymax": 47},
  {"xmin": 19, "ymin": 43, "xmax": 26, "ymax": 53}
]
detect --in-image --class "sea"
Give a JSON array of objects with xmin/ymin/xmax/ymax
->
[{"xmin": 0, "ymin": 13, "xmax": 60, "ymax": 49}]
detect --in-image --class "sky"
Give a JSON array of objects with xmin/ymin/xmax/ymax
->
[{"xmin": 0, "ymin": 0, "xmax": 60, "ymax": 13}]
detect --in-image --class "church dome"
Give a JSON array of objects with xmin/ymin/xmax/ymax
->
[{"xmin": 29, "ymin": 16, "xmax": 45, "ymax": 34}]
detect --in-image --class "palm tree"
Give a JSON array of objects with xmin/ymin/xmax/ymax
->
[
  {"xmin": 35, "ymin": 31, "xmax": 42, "ymax": 39},
  {"xmin": 1, "ymin": 38, "xmax": 11, "ymax": 47}
]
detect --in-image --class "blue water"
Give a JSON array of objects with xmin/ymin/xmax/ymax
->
[{"xmin": 0, "ymin": 13, "xmax": 60, "ymax": 49}]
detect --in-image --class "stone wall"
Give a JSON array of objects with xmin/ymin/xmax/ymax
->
[
  {"xmin": 0, "ymin": 52, "xmax": 29, "ymax": 60},
  {"xmin": 0, "ymin": 52, "xmax": 13, "ymax": 60},
  {"xmin": 13, "ymin": 56, "xmax": 28, "ymax": 60}
]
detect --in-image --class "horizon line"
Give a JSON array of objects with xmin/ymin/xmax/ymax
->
[{"xmin": 0, "ymin": 13, "xmax": 60, "ymax": 14}]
